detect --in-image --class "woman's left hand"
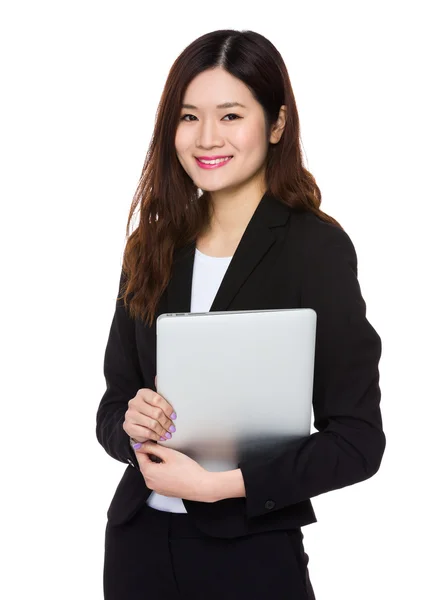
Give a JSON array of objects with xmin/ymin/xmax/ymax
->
[{"xmin": 133, "ymin": 441, "xmax": 216, "ymax": 503}]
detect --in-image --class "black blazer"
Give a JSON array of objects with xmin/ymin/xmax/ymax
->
[{"xmin": 96, "ymin": 191, "xmax": 385, "ymax": 538}]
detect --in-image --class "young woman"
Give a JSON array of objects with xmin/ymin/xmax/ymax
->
[{"xmin": 96, "ymin": 29, "xmax": 385, "ymax": 600}]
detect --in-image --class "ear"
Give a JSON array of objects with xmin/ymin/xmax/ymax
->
[{"xmin": 269, "ymin": 104, "xmax": 287, "ymax": 144}]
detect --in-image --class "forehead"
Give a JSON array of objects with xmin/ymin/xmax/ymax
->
[{"xmin": 182, "ymin": 69, "xmax": 254, "ymax": 108}]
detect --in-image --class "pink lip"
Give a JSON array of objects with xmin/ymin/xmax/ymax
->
[{"xmin": 195, "ymin": 156, "xmax": 233, "ymax": 170}]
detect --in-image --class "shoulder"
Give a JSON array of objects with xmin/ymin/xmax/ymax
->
[
  {"xmin": 285, "ymin": 209, "xmax": 359, "ymax": 280},
  {"xmin": 289, "ymin": 209, "xmax": 357, "ymax": 259}
]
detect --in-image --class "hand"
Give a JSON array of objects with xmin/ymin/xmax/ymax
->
[
  {"xmin": 123, "ymin": 376, "xmax": 177, "ymax": 444},
  {"xmin": 134, "ymin": 441, "xmax": 216, "ymax": 503}
]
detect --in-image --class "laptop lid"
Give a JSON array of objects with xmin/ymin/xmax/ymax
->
[{"xmin": 156, "ymin": 308, "xmax": 316, "ymax": 466}]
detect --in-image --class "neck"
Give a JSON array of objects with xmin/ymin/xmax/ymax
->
[{"xmin": 205, "ymin": 183, "xmax": 267, "ymax": 238}]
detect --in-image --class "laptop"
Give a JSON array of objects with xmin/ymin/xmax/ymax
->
[{"xmin": 156, "ymin": 308, "xmax": 316, "ymax": 467}]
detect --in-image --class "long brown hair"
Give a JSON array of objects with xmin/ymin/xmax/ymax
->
[{"xmin": 119, "ymin": 29, "xmax": 342, "ymax": 327}]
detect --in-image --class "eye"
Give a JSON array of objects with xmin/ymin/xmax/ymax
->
[{"xmin": 180, "ymin": 113, "xmax": 241, "ymax": 122}]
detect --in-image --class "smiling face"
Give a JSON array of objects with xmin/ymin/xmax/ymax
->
[{"xmin": 175, "ymin": 67, "xmax": 285, "ymax": 197}]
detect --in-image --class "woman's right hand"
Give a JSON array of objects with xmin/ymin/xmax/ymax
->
[{"xmin": 123, "ymin": 379, "xmax": 177, "ymax": 443}]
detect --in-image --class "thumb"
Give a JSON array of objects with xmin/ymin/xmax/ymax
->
[{"xmin": 136, "ymin": 440, "xmax": 168, "ymax": 459}]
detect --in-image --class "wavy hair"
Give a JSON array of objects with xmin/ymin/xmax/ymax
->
[{"xmin": 119, "ymin": 29, "xmax": 342, "ymax": 327}]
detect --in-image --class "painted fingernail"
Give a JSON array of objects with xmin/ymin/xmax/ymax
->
[
  {"xmin": 169, "ymin": 425, "xmax": 176, "ymax": 433},
  {"xmin": 132, "ymin": 442, "xmax": 142, "ymax": 449},
  {"xmin": 164, "ymin": 432, "xmax": 172, "ymax": 439},
  {"xmin": 159, "ymin": 436, "xmax": 167, "ymax": 441},
  {"xmin": 171, "ymin": 412, "xmax": 177, "ymax": 420}
]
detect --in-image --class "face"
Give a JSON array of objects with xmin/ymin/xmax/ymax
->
[{"xmin": 175, "ymin": 67, "xmax": 286, "ymax": 195}]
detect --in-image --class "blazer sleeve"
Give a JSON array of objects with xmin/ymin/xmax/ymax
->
[
  {"xmin": 238, "ymin": 226, "xmax": 386, "ymax": 519},
  {"xmin": 95, "ymin": 268, "xmax": 145, "ymax": 472}
]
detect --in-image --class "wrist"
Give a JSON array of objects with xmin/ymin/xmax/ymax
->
[{"xmin": 206, "ymin": 469, "xmax": 246, "ymax": 502}]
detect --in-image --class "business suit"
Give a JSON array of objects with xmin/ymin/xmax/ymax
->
[{"xmin": 97, "ymin": 191, "xmax": 385, "ymax": 596}]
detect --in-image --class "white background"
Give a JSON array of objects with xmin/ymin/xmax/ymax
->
[{"xmin": 1, "ymin": 1, "xmax": 446, "ymax": 598}]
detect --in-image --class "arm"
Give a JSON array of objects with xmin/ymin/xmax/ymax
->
[
  {"xmin": 95, "ymin": 268, "xmax": 146, "ymax": 472},
  {"xmin": 208, "ymin": 469, "xmax": 246, "ymax": 502},
  {"xmin": 237, "ymin": 226, "xmax": 385, "ymax": 518}
]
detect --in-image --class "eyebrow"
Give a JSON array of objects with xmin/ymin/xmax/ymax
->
[{"xmin": 181, "ymin": 101, "xmax": 247, "ymax": 110}]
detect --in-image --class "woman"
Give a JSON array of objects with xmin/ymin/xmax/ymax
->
[{"xmin": 96, "ymin": 29, "xmax": 385, "ymax": 599}]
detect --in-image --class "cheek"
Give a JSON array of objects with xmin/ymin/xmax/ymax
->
[
  {"xmin": 233, "ymin": 125, "xmax": 267, "ymax": 154},
  {"xmin": 175, "ymin": 129, "xmax": 189, "ymax": 153}
]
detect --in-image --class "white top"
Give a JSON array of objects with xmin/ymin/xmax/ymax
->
[{"xmin": 146, "ymin": 247, "xmax": 234, "ymax": 513}]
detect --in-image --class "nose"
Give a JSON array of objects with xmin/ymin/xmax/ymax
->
[{"xmin": 196, "ymin": 118, "xmax": 223, "ymax": 149}]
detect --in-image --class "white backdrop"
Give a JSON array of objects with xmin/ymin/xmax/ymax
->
[{"xmin": 1, "ymin": 1, "xmax": 445, "ymax": 598}]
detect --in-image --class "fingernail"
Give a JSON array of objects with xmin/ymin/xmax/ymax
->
[
  {"xmin": 132, "ymin": 442, "xmax": 142, "ymax": 450},
  {"xmin": 159, "ymin": 436, "xmax": 167, "ymax": 441},
  {"xmin": 171, "ymin": 412, "xmax": 177, "ymax": 420},
  {"xmin": 169, "ymin": 425, "xmax": 176, "ymax": 433},
  {"xmin": 164, "ymin": 432, "xmax": 172, "ymax": 439}
]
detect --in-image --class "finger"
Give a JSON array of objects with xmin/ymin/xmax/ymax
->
[
  {"xmin": 146, "ymin": 415, "xmax": 170, "ymax": 438},
  {"xmin": 146, "ymin": 400, "xmax": 175, "ymax": 435},
  {"xmin": 128, "ymin": 423, "xmax": 161, "ymax": 443},
  {"xmin": 131, "ymin": 397, "xmax": 173, "ymax": 438},
  {"xmin": 134, "ymin": 449, "xmax": 151, "ymax": 464},
  {"xmin": 141, "ymin": 389, "xmax": 176, "ymax": 424},
  {"xmin": 136, "ymin": 440, "xmax": 170, "ymax": 460}
]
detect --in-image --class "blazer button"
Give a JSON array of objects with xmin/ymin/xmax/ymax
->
[{"xmin": 265, "ymin": 500, "xmax": 275, "ymax": 510}]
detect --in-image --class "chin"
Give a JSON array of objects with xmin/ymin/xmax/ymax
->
[{"xmin": 197, "ymin": 183, "xmax": 233, "ymax": 193}]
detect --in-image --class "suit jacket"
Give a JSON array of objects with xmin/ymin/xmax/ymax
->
[{"xmin": 96, "ymin": 191, "xmax": 385, "ymax": 538}]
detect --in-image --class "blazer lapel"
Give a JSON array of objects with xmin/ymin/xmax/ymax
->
[{"xmin": 166, "ymin": 191, "xmax": 290, "ymax": 314}]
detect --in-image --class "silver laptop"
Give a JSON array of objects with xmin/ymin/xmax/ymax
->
[{"xmin": 156, "ymin": 308, "xmax": 316, "ymax": 467}]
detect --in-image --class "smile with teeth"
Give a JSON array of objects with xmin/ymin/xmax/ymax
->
[{"xmin": 197, "ymin": 156, "xmax": 232, "ymax": 164}]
